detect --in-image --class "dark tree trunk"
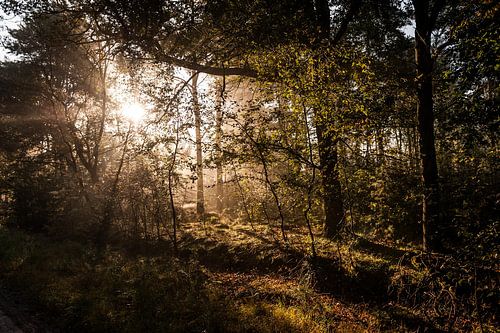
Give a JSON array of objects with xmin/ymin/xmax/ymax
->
[
  {"xmin": 313, "ymin": 0, "xmax": 347, "ymax": 239},
  {"xmin": 413, "ymin": 0, "xmax": 443, "ymax": 252},
  {"xmin": 316, "ymin": 124, "xmax": 344, "ymax": 238},
  {"xmin": 168, "ymin": 122, "xmax": 180, "ymax": 255},
  {"xmin": 97, "ymin": 125, "xmax": 131, "ymax": 248}
]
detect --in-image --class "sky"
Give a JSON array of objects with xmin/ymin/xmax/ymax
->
[{"xmin": 0, "ymin": 10, "xmax": 21, "ymax": 61}]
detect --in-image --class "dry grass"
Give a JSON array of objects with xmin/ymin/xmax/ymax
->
[{"xmin": 1, "ymin": 218, "xmax": 497, "ymax": 332}]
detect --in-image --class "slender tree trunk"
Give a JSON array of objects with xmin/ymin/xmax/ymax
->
[
  {"xmin": 412, "ymin": 126, "xmax": 419, "ymax": 172},
  {"xmin": 156, "ymin": 205, "xmax": 161, "ymax": 241},
  {"xmin": 406, "ymin": 127, "xmax": 412, "ymax": 168},
  {"xmin": 192, "ymin": 72, "xmax": 205, "ymax": 216},
  {"xmin": 168, "ymin": 121, "xmax": 180, "ymax": 255},
  {"xmin": 376, "ymin": 128, "xmax": 385, "ymax": 166},
  {"xmin": 258, "ymin": 148, "xmax": 287, "ymax": 243},
  {"xmin": 97, "ymin": 125, "xmax": 131, "ymax": 248},
  {"xmin": 142, "ymin": 201, "xmax": 148, "ymax": 241},
  {"xmin": 168, "ymin": 168, "xmax": 178, "ymax": 253},
  {"xmin": 414, "ymin": 0, "xmax": 443, "ymax": 252},
  {"xmin": 133, "ymin": 201, "xmax": 139, "ymax": 241},
  {"xmin": 215, "ymin": 80, "xmax": 224, "ymax": 214},
  {"xmin": 303, "ymin": 104, "xmax": 316, "ymax": 257},
  {"xmin": 90, "ymin": 58, "xmax": 108, "ymax": 183}
]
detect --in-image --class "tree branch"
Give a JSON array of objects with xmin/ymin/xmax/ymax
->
[
  {"xmin": 331, "ymin": 0, "xmax": 363, "ymax": 45},
  {"xmin": 163, "ymin": 55, "xmax": 258, "ymax": 77}
]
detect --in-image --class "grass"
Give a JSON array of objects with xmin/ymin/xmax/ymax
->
[
  {"xmin": 0, "ymin": 227, "xmax": 214, "ymax": 332},
  {"xmin": 0, "ymin": 219, "xmax": 497, "ymax": 332}
]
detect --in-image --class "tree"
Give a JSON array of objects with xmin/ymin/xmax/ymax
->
[
  {"xmin": 412, "ymin": 0, "xmax": 445, "ymax": 252},
  {"xmin": 205, "ymin": 0, "xmax": 364, "ymax": 238},
  {"xmin": 5, "ymin": 9, "xmax": 113, "ymax": 186},
  {"xmin": 214, "ymin": 79, "xmax": 224, "ymax": 214},
  {"xmin": 0, "ymin": 61, "xmax": 61, "ymax": 230},
  {"xmin": 191, "ymin": 72, "xmax": 205, "ymax": 216},
  {"xmin": 60, "ymin": 0, "xmax": 367, "ymax": 238}
]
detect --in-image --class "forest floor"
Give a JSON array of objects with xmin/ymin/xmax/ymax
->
[
  {"xmin": 0, "ymin": 216, "xmax": 496, "ymax": 332},
  {"xmin": 177, "ymin": 217, "xmax": 424, "ymax": 332}
]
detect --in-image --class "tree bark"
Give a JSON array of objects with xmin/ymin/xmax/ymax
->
[
  {"xmin": 413, "ymin": 0, "xmax": 443, "ymax": 252},
  {"xmin": 316, "ymin": 123, "xmax": 344, "ymax": 238},
  {"xmin": 192, "ymin": 72, "xmax": 205, "ymax": 216},
  {"xmin": 215, "ymin": 80, "xmax": 224, "ymax": 214},
  {"xmin": 313, "ymin": 0, "xmax": 347, "ymax": 239}
]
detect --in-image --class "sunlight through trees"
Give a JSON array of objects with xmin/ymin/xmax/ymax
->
[{"xmin": 0, "ymin": 0, "xmax": 498, "ymax": 332}]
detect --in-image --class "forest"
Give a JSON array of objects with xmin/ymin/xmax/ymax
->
[{"xmin": 0, "ymin": 0, "xmax": 498, "ymax": 332}]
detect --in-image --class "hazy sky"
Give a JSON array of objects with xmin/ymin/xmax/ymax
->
[{"xmin": 0, "ymin": 11, "xmax": 20, "ymax": 61}]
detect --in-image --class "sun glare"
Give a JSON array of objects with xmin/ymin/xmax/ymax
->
[{"xmin": 121, "ymin": 102, "xmax": 146, "ymax": 123}]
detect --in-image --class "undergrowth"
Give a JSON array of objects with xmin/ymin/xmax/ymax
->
[
  {"xmin": 0, "ymin": 226, "xmax": 369, "ymax": 332},
  {"xmin": 0, "ymin": 224, "xmax": 498, "ymax": 332}
]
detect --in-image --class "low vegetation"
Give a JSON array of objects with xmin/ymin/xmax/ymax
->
[{"xmin": 0, "ymin": 220, "xmax": 497, "ymax": 332}]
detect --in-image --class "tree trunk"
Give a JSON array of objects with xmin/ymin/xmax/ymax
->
[
  {"xmin": 168, "ymin": 121, "xmax": 180, "ymax": 255},
  {"xmin": 316, "ymin": 123, "xmax": 344, "ymax": 238},
  {"xmin": 215, "ymin": 80, "xmax": 224, "ymax": 214},
  {"xmin": 314, "ymin": 0, "xmax": 345, "ymax": 239},
  {"xmin": 376, "ymin": 128, "xmax": 385, "ymax": 166},
  {"xmin": 414, "ymin": 0, "xmax": 442, "ymax": 252},
  {"xmin": 303, "ymin": 104, "xmax": 317, "ymax": 257},
  {"xmin": 192, "ymin": 72, "xmax": 205, "ymax": 216},
  {"xmin": 97, "ymin": 125, "xmax": 131, "ymax": 248}
]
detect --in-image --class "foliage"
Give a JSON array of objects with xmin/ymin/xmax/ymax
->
[{"xmin": 0, "ymin": 0, "xmax": 498, "ymax": 331}]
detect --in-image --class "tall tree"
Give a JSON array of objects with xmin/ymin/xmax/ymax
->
[
  {"xmin": 192, "ymin": 72, "xmax": 205, "ymax": 216},
  {"xmin": 314, "ymin": 0, "xmax": 344, "ymax": 238},
  {"xmin": 412, "ymin": 0, "xmax": 445, "ymax": 252},
  {"xmin": 214, "ymin": 79, "xmax": 224, "ymax": 214}
]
